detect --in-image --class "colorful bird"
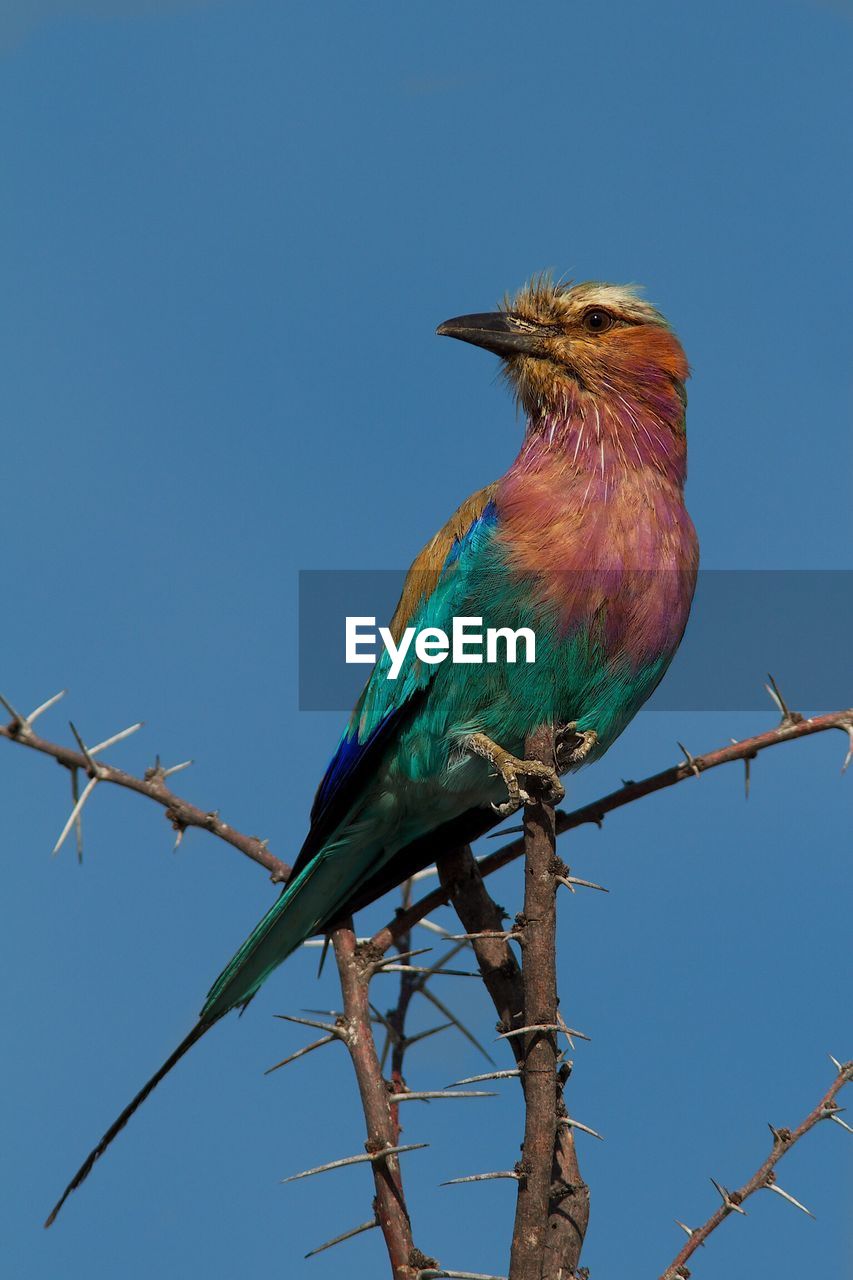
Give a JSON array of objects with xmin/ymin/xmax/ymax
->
[{"xmin": 46, "ymin": 275, "xmax": 698, "ymax": 1224}]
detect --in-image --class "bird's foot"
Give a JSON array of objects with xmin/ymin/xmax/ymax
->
[
  {"xmin": 555, "ymin": 723, "xmax": 599, "ymax": 771},
  {"xmin": 467, "ymin": 731, "xmax": 565, "ymax": 817}
]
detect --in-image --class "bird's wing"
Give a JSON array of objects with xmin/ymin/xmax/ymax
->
[{"xmin": 290, "ymin": 482, "xmax": 499, "ymax": 877}]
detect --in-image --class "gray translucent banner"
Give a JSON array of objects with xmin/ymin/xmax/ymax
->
[{"xmin": 298, "ymin": 570, "xmax": 851, "ymax": 712}]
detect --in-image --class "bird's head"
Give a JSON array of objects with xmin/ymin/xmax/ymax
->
[{"xmin": 437, "ymin": 275, "xmax": 689, "ymax": 421}]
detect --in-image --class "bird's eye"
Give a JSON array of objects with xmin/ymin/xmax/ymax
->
[{"xmin": 582, "ymin": 308, "xmax": 614, "ymax": 334}]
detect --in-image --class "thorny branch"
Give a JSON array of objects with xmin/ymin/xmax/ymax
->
[
  {"xmin": 0, "ymin": 696, "xmax": 290, "ymax": 882},
  {"xmin": 437, "ymin": 840, "xmax": 590, "ymax": 1275},
  {"xmin": 373, "ymin": 705, "xmax": 853, "ymax": 951},
  {"xmin": 330, "ymin": 924, "xmax": 417, "ymax": 1275},
  {"xmin": 2, "ymin": 689, "xmax": 851, "ymax": 1277},
  {"xmin": 659, "ymin": 1058, "xmax": 853, "ymax": 1279}
]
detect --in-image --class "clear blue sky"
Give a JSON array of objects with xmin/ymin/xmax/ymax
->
[{"xmin": 2, "ymin": 3, "xmax": 850, "ymax": 1277}]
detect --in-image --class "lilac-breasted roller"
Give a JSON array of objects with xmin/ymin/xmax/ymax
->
[{"xmin": 46, "ymin": 276, "xmax": 698, "ymax": 1224}]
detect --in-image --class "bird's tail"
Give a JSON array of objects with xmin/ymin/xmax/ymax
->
[{"xmin": 44, "ymin": 1017, "xmax": 216, "ymax": 1228}]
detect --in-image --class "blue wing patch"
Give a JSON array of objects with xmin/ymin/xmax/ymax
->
[{"xmin": 291, "ymin": 497, "xmax": 499, "ymax": 880}]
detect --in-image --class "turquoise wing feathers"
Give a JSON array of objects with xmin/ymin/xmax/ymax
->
[{"xmin": 201, "ymin": 490, "xmax": 500, "ymax": 1020}]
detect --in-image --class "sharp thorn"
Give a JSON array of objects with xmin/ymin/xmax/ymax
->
[
  {"xmin": 556, "ymin": 874, "xmax": 609, "ymax": 894},
  {"xmin": 416, "ymin": 1272, "xmax": 508, "ymax": 1280},
  {"xmin": 498, "ymin": 1022, "xmax": 590, "ymax": 1043},
  {"xmin": 828, "ymin": 1054, "xmax": 844, "ymax": 1073},
  {"xmin": 0, "ymin": 692, "xmax": 27, "ymax": 728},
  {"xmin": 710, "ymin": 1177, "xmax": 747, "ymax": 1215},
  {"xmin": 447, "ymin": 1069, "xmax": 521, "ymax": 1087},
  {"xmin": 440, "ymin": 1171, "xmax": 520, "ymax": 1185},
  {"xmin": 162, "ymin": 758, "xmax": 193, "ymax": 778},
  {"xmin": 410, "ymin": 864, "xmax": 439, "ymax": 881},
  {"xmin": 829, "ymin": 1113, "xmax": 853, "ymax": 1134},
  {"xmin": 388, "ymin": 1090, "xmax": 497, "ymax": 1103},
  {"xmin": 264, "ymin": 1035, "xmax": 337, "ymax": 1075},
  {"xmin": 316, "ymin": 934, "xmax": 331, "ymax": 978},
  {"xmin": 415, "ymin": 917, "xmax": 455, "ymax": 938},
  {"xmin": 764, "ymin": 672, "xmax": 802, "ymax": 726},
  {"xmin": 304, "ymin": 1217, "xmax": 378, "ymax": 1258},
  {"xmin": 87, "ymin": 721, "xmax": 143, "ymax": 756},
  {"xmin": 282, "ymin": 1142, "xmax": 427, "ymax": 1182},
  {"xmin": 677, "ymin": 741, "xmax": 701, "ymax": 777},
  {"xmin": 766, "ymin": 1182, "xmax": 815, "ymax": 1218},
  {"xmin": 52, "ymin": 775, "xmax": 98, "ymax": 856},
  {"xmin": 560, "ymin": 1116, "xmax": 604, "ymax": 1140},
  {"xmin": 841, "ymin": 725, "xmax": 853, "ymax": 774},
  {"xmin": 27, "ymin": 689, "xmax": 67, "ymax": 724},
  {"xmin": 372, "ymin": 947, "xmax": 434, "ymax": 968},
  {"xmin": 68, "ymin": 720, "xmax": 103, "ymax": 777},
  {"xmin": 379, "ymin": 965, "xmax": 479, "ymax": 978},
  {"xmin": 70, "ymin": 768, "xmax": 83, "ymax": 862},
  {"xmin": 274, "ymin": 1013, "xmax": 344, "ymax": 1037}
]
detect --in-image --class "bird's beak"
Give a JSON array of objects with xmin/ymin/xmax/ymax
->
[{"xmin": 436, "ymin": 311, "xmax": 549, "ymax": 358}]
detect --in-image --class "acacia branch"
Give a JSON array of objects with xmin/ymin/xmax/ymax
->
[
  {"xmin": 331, "ymin": 924, "xmax": 418, "ymax": 1277},
  {"xmin": 373, "ymin": 706, "xmax": 853, "ymax": 951},
  {"xmin": 659, "ymin": 1059, "xmax": 853, "ymax": 1279},
  {"xmin": 438, "ymin": 841, "xmax": 590, "ymax": 1280},
  {"xmin": 3, "ymin": 692, "xmax": 850, "ymax": 1276},
  {"xmin": 507, "ymin": 725, "xmax": 561, "ymax": 1279},
  {"xmin": 0, "ymin": 713, "xmax": 290, "ymax": 882}
]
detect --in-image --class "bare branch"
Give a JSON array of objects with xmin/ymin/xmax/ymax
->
[
  {"xmin": 659, "ymin": 1060, "xmax": 853, "ymax": 1278},
  {"xmin": 0, "ymin": 705, "xmax": 290, "ymax": 881}
]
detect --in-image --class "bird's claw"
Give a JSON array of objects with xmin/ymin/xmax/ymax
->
[
  {"xmin": 555, "ymin": 723, "xmax": 598, "ymax": 771},
  {"xmin": 468, "ymin": 732, "xmax": 565, "ymax": 817}
]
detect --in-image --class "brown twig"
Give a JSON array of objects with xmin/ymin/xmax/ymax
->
[
  {"xmin": 331, "ymin": 923, "xmax": 418, "ymax": 1278},
  {"xmin": 659, "ymin": 1059, "xmax": 853, "ymax": 1279},
  {"xmin": 508, "ymin": 725, "xmax": 561, "ymax": 1279},
  {"xmin": 437, "ymin": 839, "xmax": 590, "ymax": 1280},
  {"xmin": 0, "ymin": 712, "xmax": 290, "ymax": 882}
]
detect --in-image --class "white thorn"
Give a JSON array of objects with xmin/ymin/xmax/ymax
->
[
  {"xmin": 52, "ymin": 776, "xmax": 98, "ymax": 856},
  {"xmin": 87, "ymin": 721, "xmax": 144, "ymax": 756},
  {"xmin": 766, "ymin": 1182, "xmax": 815, "ymax": 1218},
  {"xmin": 559, "ymin": 1116, "xmax": 604, "ymax": 1140},
  {"xmin": 829, "ymin": 1113, "xmax": 853, "ymax": 1134},
  {"xmin": 842, "ymin": 725, "xmax": 853, "ymax": 773},
  {"xmin": 440, "ymin": 1170, "xmax": 519, "ymax": 1185},
  {"xmin": 410, "ymin": 864, "xmax": 439, "ymax": 881},
  {"xmin": 282, "ymin": 1142, "xmax": 427, "ymax": 1182},
  {"xmin": 556, "ymin": 874, "xmax": 609, "ymax": 894},
  {"xmin": 388, "ymin": 1090, "xmax": 497, "ymax": 1103},
  {"xmin": 447, "ymin": 1069, "xmax": 521, "ymax": 1087},
  {"xmin": 415, "ymin": 917, "xmax": 455, "ymax": 938},
  {"xmin": 27, "ymin": 689, "xmax": 67, "ymax": 724},
  {"xmin": 710, "ymin": 1177, "xmax": 747, "ymax": 1215},
  {"xmin": 162, "ymin": 758, "xmax": 193, "ymax": 778}
]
